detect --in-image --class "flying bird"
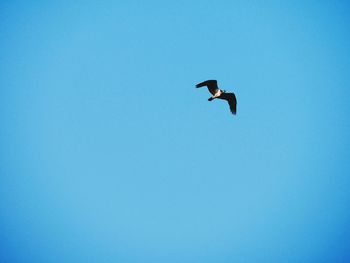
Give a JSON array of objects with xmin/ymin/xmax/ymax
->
[{"xmin": 196, "ymin": 80, "xmax": 237, "ymax": 115}]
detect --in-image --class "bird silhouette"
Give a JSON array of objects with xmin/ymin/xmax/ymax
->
[{"xmin": 196, "ymin": 80, "xmax": 237, "ymax": 115}]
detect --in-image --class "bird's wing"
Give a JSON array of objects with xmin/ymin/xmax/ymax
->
[
  {"xmin": 219, "ymin": 92, "xmax": 237, "ymax": 115},
  {"xmin": 195, "ymin": 80, "xmax": 218, "ymax": 95}
]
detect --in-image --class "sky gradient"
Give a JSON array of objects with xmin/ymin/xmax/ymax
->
[{"xmin": 1, "ymin": 1, "xmax": 350, "ymax": 262}]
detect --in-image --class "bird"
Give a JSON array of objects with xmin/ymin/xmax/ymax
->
[{"xmin": 196, "ymin": 80, "xmax": 237, "ymax": 115}]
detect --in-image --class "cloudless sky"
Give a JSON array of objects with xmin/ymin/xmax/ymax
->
[{"xmin": 1, "ymin": 1, "xmax": 350, "ymax": 262}]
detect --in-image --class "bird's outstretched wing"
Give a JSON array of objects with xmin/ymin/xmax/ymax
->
[
  {"xmin": 195, "ymin": 80, "xmax": 218, "ymax": 95},
  {"xmin": 219, "ymin": 92, "xmax": 237, "ymax": 115}
]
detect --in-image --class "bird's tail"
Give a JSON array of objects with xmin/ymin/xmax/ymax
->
[{"xmin": 208, "ymin": 97, "xmax": 214, "ymax": 101}]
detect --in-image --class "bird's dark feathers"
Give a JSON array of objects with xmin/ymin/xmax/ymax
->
[
  {"xmin": 196, "ymin": 79, "xmax": 237, "ymax": 115},
  {"xmin": 195, "ymin": 79, "xmax": 219, "ymax": 95},
  {"xmin": 218, "ymin": 92, "xmax": 237, "ymax": 115}
]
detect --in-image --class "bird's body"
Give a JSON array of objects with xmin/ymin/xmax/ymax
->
[{"xmin": 196, "ymin": 80, "xmax": 237, "ymax": 115}]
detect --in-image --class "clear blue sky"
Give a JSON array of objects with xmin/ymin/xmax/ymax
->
[{"xmin": 1, "ymin": 1, "xmax": 350, "ymax": 262}]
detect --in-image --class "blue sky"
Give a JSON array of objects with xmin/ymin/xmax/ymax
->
[{"xmin": 1, "ymin": 1, "xmax": 350, "ymax": 262}]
